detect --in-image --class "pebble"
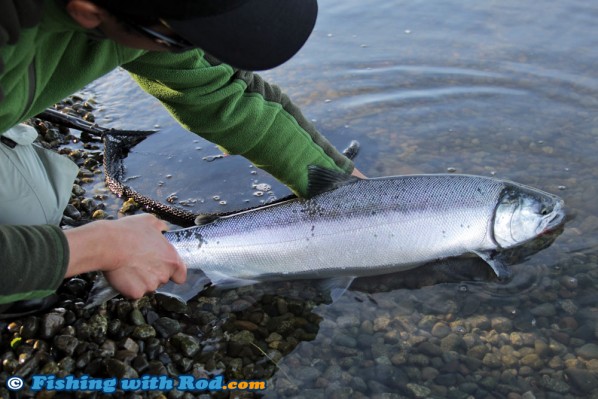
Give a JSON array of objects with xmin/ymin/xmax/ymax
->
[
  {"xmin": 431, "ymin": 322, "xmax": 451, "ymax": 338},
  {"xmin": 538, "ymin": 374, "xmax": 570, "ymax": 393},
  {"xmin": 482, "ymin": 353, "xmax": 502, "ymax": 368},
  {"xmin": 418, "ymin": 341, "xmax": 443, "ymax": 357},
  {"xmin": 491, "ymin": 317, "xmax": 513, "ymax": 333},
  {"xmin": 88, "ymin": 314, "xmax": 108, "ymax": 338},
  {"xmin": 521, "ymin": 354, "xmax": 544, "ymax": 369},
  {"xmin": 91, "ymin": 209, "xmax": 107, "ymax": 219},
  {"xmin": 406, "ymin": 383, "xmax": 432, "ymax": 398},
  {"xmin": 575, "ymin": 343, "xmax": 598, "ymax": 360},
  {"xmin": 564, "ymin": 368, "xmax": 598, "ymax": 393},
  {"xmin": 530, "ymin": 303, "xmax": 557, "ymax": 317},
  {"xmin": 156, "ymin": 295, "xmax": 188, "ymax": 313},
  {"xmin": 373, "ymin": 316, "xmax": 391, "ymax": 331},
  {"xmin": 132, "ymin": 325, "xmax": 156, "ymax": 339},
  {"xmin": 53, "ymin": 335, "xmax": 79, "ymax": 356},
  {"xmin": 153, "ymin": 317, "xmax": 182, "ymax": 338},
  {"xmin": 129, "ymin": 308, "xmax": 146, "ymax": 326},
  {"xmin": 40, "ymin": 313, "xmax": 65, "ymax": 339},
  {"xmin": 171, "ymin": 333, "xmax": 201, "ymax": 357},
  {"xmin": 441, "ymin": 333, "xmax": 466, "ymax": 352}
]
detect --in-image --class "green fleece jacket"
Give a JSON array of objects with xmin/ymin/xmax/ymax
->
[{"xmin": 0, "ymin": 0, "xmax": 353, "ymax": 306}]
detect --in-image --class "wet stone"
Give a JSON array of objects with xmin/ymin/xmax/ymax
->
[
  {"xmin": 53, "ymin": 335, "xmax": 79, "ymax": 356},
  {"xmin": 233, "ymin": 320, "xmax": 259, "ymax": 331},
  {"xmin": 19, "ymin": 316, "xmax": 39, "ymax": 339},
  {"xmin": 441, "ymin": 333, "xmax": 466, "ymax": 352},
  {"xmin": 406, "ymin": 383, "xmax": 432, "ymax": 398},
  {"xmin": 469, "ymin": 315, "xmax": 491, "ymax": 330},
  {"xmin": 530, "ymin": 303, "xmax": 557, "ymax": 317},
  {"xmin": 153, "ymin": 317, "xmax": 181, "ymax": 338},
  {"xmin": 122, "ymin": 338, "xmax": 139, "ymax": 353},
  {"xmin": 373, "ymin": 316, "xmax": 391, "ymax": 331},
  {"xmin": 334, "ymin": 333, "xmax": 358, "ymax": 349},
  {"xmin": 129, "ymin": 308, "xmax": 146, "ymax": 326},
  {"xmin": 418, "ymin": 341, "xmax": 442, "ymax": 357},
  {"xmin": 156, "ymin": 295, "xmax": 188, "ymax": 313},
  {"xmin": 120, "ymin": 198, "xmax": 139, "ymax": 214},
  {"xmin": 296, "ymin": 366, "xmax": 321, "ymax": 383},
  {"xmin": 105, "ymin": 358, "xmax": 139, "ymax": 379},
  {"xmin": 408, "ymin": 354, "xmax": 430, "ymax": 367},
  {"xmin": 100, "ymin": 339, "xmax": 116, "ymax": 357},
  {"xmin": 63, "ymin": 204, "xmax": 81, "ymax": 220},
  {"xmin": 132, "ymin": 325, "xmax": 156, "ymax": 339},
  {"xmin": 336, "ymin": 315, "xmax": 361, "ymax": 329},
  {"xmin": 91, "ymin": 209, "xmax": 107, "ymax": 220},
  {"xmin": 230, "ymin": 330, "xmax": 255, "ymax": 345},
  {"xmin": 171, "ymin": 333, "xmax": 201, "ymax": 357},
  {"xmin": 88, "ymin": 314, "xmax": 108, "ymax": 338},
  {"xmin": 430, "ymin": 321, "xmax": 450, "ymax": 338},
  {"xmin": 560, "ymin": 299, "xmax": 578, "ymax": 315},
  {"xmin": 41, "ymin": 312, "xmax": 66, "ymax": 339},
  {"xmin": 491, "ymin": 317, "xmax": 513, "ymax": 333},
  {"xmin": 538, "ymin": 374, "xmax": 570, "ymax": 394},
  {"xmin": 521, "ymin": 354, "xmax": 544, "ymax": 369},
  {"xmin": 576, "ymin": 343, "xmax": 598, "ymax": 360},
  {"xmin": 564, "ymin": 368, "xmax": 598, "ymax": 393},
  {"xmin": 482, "ymin": 353, "xmax": 502, "ymax": 368}
]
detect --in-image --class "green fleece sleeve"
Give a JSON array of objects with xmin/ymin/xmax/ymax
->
[
  {"xmin": 122, "ymin": 50, "xmax": 354, "ymax": 198},
  {"xmin": 0, "ymin": 224, "xmax": 69, "ymax": 304}
]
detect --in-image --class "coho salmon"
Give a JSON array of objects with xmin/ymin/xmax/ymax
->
[{"xmin": 88, "ymin": 166, "xmax": 565, "ymax": 306}]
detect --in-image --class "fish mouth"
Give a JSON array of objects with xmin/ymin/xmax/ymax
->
[{"xmin": 542, "ymin": 200, "xmax": 566, "ymax": 233}]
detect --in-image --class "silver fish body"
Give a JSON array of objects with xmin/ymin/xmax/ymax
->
[
  {"xmin": 160, "ymin": 169, "xmax": 565, "ymax": 299},
  {"xmin": 86, "ymin": 168, "xmax": 565, "ymax": 307}
]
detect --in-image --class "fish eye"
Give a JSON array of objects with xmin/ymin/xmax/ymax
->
[{"xmin": 540, "ymin": 207, "xmax": 549, "ymax": 215}]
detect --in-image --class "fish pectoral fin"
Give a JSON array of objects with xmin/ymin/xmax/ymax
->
[
  {"xmin": 318, "ymin": 276, "xmax": 355, "ymax": 302},
  {"xmin": 473, "ymin": 250, "xmax": 512, "ymax": 281},
  {"xmin": 307, "ymin": 165, "xmax": 361, "ymax": 197}
]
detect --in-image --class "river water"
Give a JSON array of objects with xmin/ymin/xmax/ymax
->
[{"xmin": 84, "ymin": 0, "xmax": 598, "ymax": 397}]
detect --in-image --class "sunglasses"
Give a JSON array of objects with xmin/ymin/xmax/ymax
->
[{"xmin": 128, "ymin": 19, "xmax": 196, "ymax": 52}]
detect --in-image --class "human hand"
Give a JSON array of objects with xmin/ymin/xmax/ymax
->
[{"xmin": 65, "ymin": 214, "xmax": 186, "ymax": 299}]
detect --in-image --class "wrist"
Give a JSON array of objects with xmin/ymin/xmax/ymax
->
[{"xmin": 64, "ymin": 220, "xmax": 123, "ymax": 277}]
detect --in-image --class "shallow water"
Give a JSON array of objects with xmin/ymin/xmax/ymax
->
[{"xmin": 84, "ymin": 0, "xmax": 598, "ymax": 397}]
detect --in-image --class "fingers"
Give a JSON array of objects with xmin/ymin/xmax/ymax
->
[
  {"xmin": 102, "ymin": 214, "xmax": 188, "ymax": 298},
  {"xmin": 171, "ymin": 253, "xmax": 187, "ymax": 284}
]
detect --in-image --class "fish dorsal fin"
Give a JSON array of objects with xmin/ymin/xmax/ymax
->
[
  {"xmin": 194, "ymin": 214, "xmax": 220, "ymax": 226},
  {"xmin": 307, "ymin": 165, "xmax": 360, "ymax": 197}
]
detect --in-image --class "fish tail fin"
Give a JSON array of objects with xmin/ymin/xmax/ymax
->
[
  {"xmin": 85, "ymin": 273, "xmax": 120, "ymax": 309},
  {"xmin": 85, "ymin": 270, "xmax": 215, "ymax": 308}
]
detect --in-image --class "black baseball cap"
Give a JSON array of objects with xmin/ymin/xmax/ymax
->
[
  {"xmin": 94, "ymin": 0, "xmax": 318, "ymax": 70},
  {"xmin": 167, "ymin": 0, "xmax": 318, "ymax": 70}
]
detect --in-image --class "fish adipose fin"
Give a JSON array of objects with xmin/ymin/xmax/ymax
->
[
  {"xmin": 473, "ymin": 250, "xmax": 512, "ymax": 281},
  {"xmin": 307, "ymin": 165, "xmax": 361, "ymax": 197},
  {"xmin": 318, "ymin": 276, "xmax": 355, "ymax": 302}
]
